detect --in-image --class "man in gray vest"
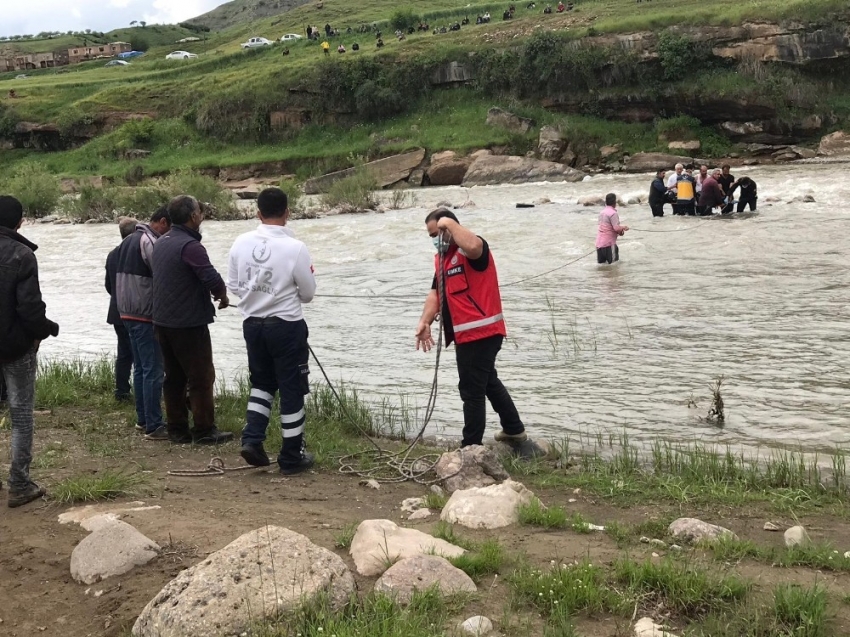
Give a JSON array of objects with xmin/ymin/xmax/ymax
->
[{"xmin": 151, "ymin": 196, "xmax": 233, "ymax": 445}]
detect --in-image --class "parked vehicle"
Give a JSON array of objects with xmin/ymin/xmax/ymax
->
[
  {"xmin": 280, "ymin": 34, "xmax": 303, "ymax": 43},
  {"xmin": 242, "ymin": 37, "xmax": 273, "ymax": 49},
  {"xmin": 105, "ymin": 60, "xmax": 130, "ymax": 67},
  {"xmin": 118, "ymin": 51, "xmax": 145, "ymax": 59},
  {"xmin": 165, "ymin": 51, "xmax": 198, "ymax": 60},
  {"xmin": 15, "ymin": 74, "xmax": 28, "ymax": 79}
]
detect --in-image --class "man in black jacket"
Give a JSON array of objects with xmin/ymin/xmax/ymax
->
[
  {"xmin": 648, "ymin": 169, "xmax": 668, "ymax": 217},
  {"xmin": 0, "ymin": 196, "xmax": 59, "ymax": 508},
  {"xmin": 104, "ymin": 217, "xmax": 138, "ymax": 403}
]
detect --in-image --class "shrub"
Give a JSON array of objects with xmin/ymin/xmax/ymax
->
[
  {"xmin": 162, "ymin": 171, "xmax": 237, "ymax": 218},
  {"xmin": 130, "ymin": 35, "xmax": 149, "ymax": 51},
  {"xmin": 354, "ymin": 80, "xmax": 405, "ymax": 121},
  {"xmin": 59, "ymin": 183, "xmax": 122, "ymax": 222},
  {"xmin": 3, "ymin": 162, "xmax": 61, "ymax": 218},
  {"xmin": 390, "ymin": 10, "xmax": 421, "ymax": 32},
  {"xmin": 278, "ymin": 179, "xmax": 303, "ymax": 215},
  {"xmin": 321, "ymin": 166, "xmax": 377, "ymax": 213},
  {"xmin": 0, "ymin": 103, "xmax": 19, "ymax": 139},
  {"xmin": 658, "ymin": 32, "xmax": 704, "ymax": 81}
]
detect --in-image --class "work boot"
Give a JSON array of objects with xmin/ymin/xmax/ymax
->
[
  {"xmin": 280, "ymin": 452, "xmax": 315, "ymax": 476},
  {"xmin": 193, "ymin": 427, "xmax": 234, "ymax": 445},
  {"xmin": 240, "ymin": 443, "xmax": 271, "ymax": 467},
  {"xmin": 494, "ymin": 429, "xmax": 528, "ymax": 444},
  {"xmin": 168, "ymin": 426, "xmax": 193, "ymax": 444},
  {"xmin": 8, "ymin": 482, "xmax": 46, "ymax": 508},
  {"xmin": 144, "ymin": 425, "xmax": 169, "ymax": 441}
]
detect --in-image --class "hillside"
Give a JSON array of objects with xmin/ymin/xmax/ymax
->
[
  {"xmin": 0, "ymin": 0, "xmax": 848, "ymax": 182},
  {"xmin": 0, "ymin": 25, "xmax": 198, "ymax": 55},
  {"xmin": 192, "ymin": 0, "xmax": 313, "ymax": 31}
]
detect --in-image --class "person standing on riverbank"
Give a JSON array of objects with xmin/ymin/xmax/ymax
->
[
  {"xmin": 0, "ymin": 195, "xmax": 59, "ymax": 508},
  {"xmin": 116, "ymin": 209, "xmax": 172, "ymax": 439},
  {"xmin": 105, "ymin": 217, "xmax": 139, "ymax": 403},
  {"xmin": 415, "ymin": 209, "xmax": 528, "ymax": 448},
  {"xmin": 227, "ymin": 188, "xmax": 317, "ymax": 474},
  {"xmin": 596, "ymin": 193, "xmax": 629, "ymax": 264},
  {"xmin": 151, "ymin": 196, "xmax": 233, "ymax": 445}
]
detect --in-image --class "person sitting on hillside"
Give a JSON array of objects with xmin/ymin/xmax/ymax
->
[
  {"xmin": 527, "ymin": 2, "xmax": 536, "ymax": 8},
  {"xmin": 476, "ymin": 15, "xmax": 484, "ymax": 24},
  {"xmin": 450, "ymin": 22, "xmax": 461, "ymax": 31},
  {"xmin": 557, "ymin": 1, "xmax": 565, "ymax": 12},
  {"xmin": 282, "ymin": 48, "xmax": 290, "ymax": 56},
  {"xmin": 375, "ymin": 30, "xmax": 382, "ymax": 39},
  {"xmin": 483, "ymin": 12, "xmax": 491, "ymax": 22},
  {"xmin": 408, "ymin": 26, "xmax": 415, "ymax": 34},
  {"xmin": 461, "ymin": 17, "xmax": 470, "ymax": 25},
  {"xmin": 376, "ymin": 38, "xmax": 385, "ymax": 48},
  {"xmin": 503, "ymin": 9, "xmax": 512, "ymax": 19},
  {"xmin": 543, "ymin": 5, "xmax": 553, "ymax": 14},
  {"xmin": 347, "ymin": 26, "xmax": 353, "ymax": 33},
  {"xmin": 352, "ymin": 42, "xmax": 360, "ymax": 51},
  {"xmin": 398, "ymin": 32, "xmax": 406, "ymax": 40},
  {"xmin": 337, "ymin": 44, "xmax": 346, "ymax": 53}
]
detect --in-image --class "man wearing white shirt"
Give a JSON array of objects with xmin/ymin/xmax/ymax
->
[{"xmin": 227, "ymin": 188, "xmax": 317, "ymax": 475}]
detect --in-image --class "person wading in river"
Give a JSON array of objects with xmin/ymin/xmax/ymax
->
[
  {"xmin": 227, "ymin": 188, "xmax": 317, "ymax": 474},
  {"xmin": 596, "ymin": 193, "xmax": 629, "ymax": 264},
  {"xmin": 0, "ymin": 195, "xmax": 59, "ymax": 507},
  {"xmin": 151, "ymin": 196, "xmax": 233, "ymax": 445},
  {"xmin": 415, "ymin": 209, "xmax": 528, "ymax": 448}
]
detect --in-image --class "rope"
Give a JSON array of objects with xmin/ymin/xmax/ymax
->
[
  {"xmin": 167, "ymin": 457, "xmax": 260, "ymax": 477},
  {"xmin": 629, "ymin": 219, "xmax": 715, "ymax": 233}
]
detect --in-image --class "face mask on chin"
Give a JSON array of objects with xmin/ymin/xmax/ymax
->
[{"xmin": 432, "ymin": 237, "xmax": 451, "ymax": 253}]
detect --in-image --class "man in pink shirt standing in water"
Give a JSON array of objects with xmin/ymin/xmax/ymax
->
[{"xmin": 596, "ymin": 193, "xmax": 629, "ymax": 264}]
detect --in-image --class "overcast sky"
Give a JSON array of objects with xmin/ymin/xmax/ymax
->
[{"xmin": 3, "ymin": 0, "xmax": 225, "ymax": 37}]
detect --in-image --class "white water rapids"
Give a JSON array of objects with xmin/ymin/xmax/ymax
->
[{"xmin": 24, "ymin": 164, "xmax": 850, "ymax": 453}]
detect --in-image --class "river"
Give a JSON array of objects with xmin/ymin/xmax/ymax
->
[{"xmin": 23, "ymin": 164, "xmax": 850, "ymax": 453}]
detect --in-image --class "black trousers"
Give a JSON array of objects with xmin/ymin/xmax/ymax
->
[
  {"xmin": 114, "ymin": 322, "xmax": 133, "ymax": 399},
  {"xmin": 455, "ymin": 335, "xmax": 524, "ymax": 447},
  {"xmin": 649, "ymin": 202, "xmax": 665, "ymax": 217},
  {"xmin": 738, "ymin": 197, "xmax": 757, "ymax": 212}
]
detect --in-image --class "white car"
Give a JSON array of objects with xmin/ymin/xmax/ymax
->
[
  {"xmin": 15, "ymin": 74, "xmax": 28, "ymax": 79},
  {"xmin": 105, "ymin": 60, "xmax": 130, "ymax": 67},
  {"xmin": 280, "ymin": 34, "xmax": 303, "ymax": 43},
  {"xmin": 166, "ymin": 51, "xmax": 198, "ymax": 60},
  {"xmin": 242, "ymin": 37, "xmax": 273, "ymax": 49}
]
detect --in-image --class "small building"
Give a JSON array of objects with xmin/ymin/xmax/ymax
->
[{"xmin": 67, "ymin": 41, "xmax": 131, "ymax": 65}]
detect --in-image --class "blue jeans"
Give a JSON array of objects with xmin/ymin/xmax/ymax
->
[
  {"xmin": 241, "ymin": 318, "xmax": 309, "ymax": 468},
  {"xmin": 114, "ymin": 322, "xmax": 133, "ymax": 399},
  {"xmin": 125, "ymin": 320, "xmax": 164, "ymax": 433},
  {"xmin": 1, "ymin": 346, "xmax": 38, "ymax": 491}
]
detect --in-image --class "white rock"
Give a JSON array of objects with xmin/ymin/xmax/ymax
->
[
  {"xmin": 430, "ymin": 484, "xmax": 445, "ymax": 496},
  {"xmin": 362, "ymin": 479, "xmax": 381, "ymax": 490},
  {"xmin": 459, "ymin": 615, "xmax": 494, "ymax": 635},
  {"xmin": 133, "ymin": 526, "xmax": 353, "ymax": 637},
  {"xmin": 401, "ymin": 497, "xmax": 427, "ymax": 514},
  {"xmin": 533, "ymin": 197, "xmax": 552, "ymax": 205},
  {"xmin": 668, "ymin": 518, "xmax": 737, "ymax": 543},
  {"xmin": 373, "ymin": 555, "xmax": 476, "ymax": 604},
  {"xmin": 588, "ymin": 524, "xmax": 606, "ymax": 532},
  {"xmin": 650, "ymin": 539, "xmax": 668, "ymax": 548},
  {"xmin": 843, "ymin": 551, "xmax": 850, "ymax": 559},
  {"xmin": 577, "ymin": 195, "xmax": 605, "ymax": 207},
  {"xmin": 58, "ymin": 501, "xmax": 161, "ymax": 526},
  {"xmin": 441, "ymin": 480, "xmax": 534, "ymax": 530},
  {"xmin": 349, "ymin": 519, "xmax": 465, "ymax": 577},
  {"xmin": 71, "ymin": 519, "xmax": 159, "ymax": 585},
  {"xmin": 784, "ymin": 525, "xmax": 811, "ymax": 548},
  {"xmin": 434, "ymin": 445, "xmax": 509, "ymax": 493},
  {"xmin": 634, "ymin": 616, "xmax": 680, "ymax": 637},
  {"xmin": 763, "ymin": 521, "xmax": 781, "ymax": 531},
  {"xmin": 408, "ymin": 509, "xmax": 432, "ymax": 521}
]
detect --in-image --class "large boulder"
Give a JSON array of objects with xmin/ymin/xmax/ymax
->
[
  {"xmin": 668, "ymin": 518, "xmax": 737, "ymax": 544},
  {"xmin": 668, "ymin": 140, "xmax": 701, "ymax": 152},
  {"xmin": 434, "ymin": 445, "xmax": 509, "ymax": 493},
  {"xmin": 427, "ymin": 156, "xmax": 473, "ymax": 186},
  {"xmin": 463, "ymin": 155, "xmax": 586, "ymax": 186},
  {"xmin": 485, "ymin": 107, "xmax": 534, "ymax": 134},
  {"xmin": 132, "ymin": 526, "xmax": 354, "ymax": 637},
  {"xmin": 537, "ymin": 126, "xmax": 567, "ymax": 161},
  {"xmin": 818, "ymin": 131, "xmax": 850, "ymax": 157},
  {"xmin": 441, "ymin": 480, "xmax": 534, "ymax": 530},
  {"xmin": 70, "ymin": 517, "xmax": 159, "ymax": 584},
  {"xmin": 349, "ymin": 519, "xmax": 466, "ymax": 577},
  {"xmin": 373, "ymin": 555, "xmax": 476, "ymax": 604},
  {"xmin": 624, "ymin": 152, "xmax": 693, "ymax": 173},
  {"xmin": 304, "ymin": 148, "xmax": 426, "ymax": 194}
]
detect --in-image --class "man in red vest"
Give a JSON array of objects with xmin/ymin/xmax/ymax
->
[{"xmin": 415, "ymin": 209, "xmax": 527, "ymax": 448}]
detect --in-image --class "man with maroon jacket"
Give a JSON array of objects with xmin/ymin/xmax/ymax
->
[
  {"xmin": 0, "ymin": 195, "xmax": 59, "ymax": 507},
  {"xmin": 415, "ymin": 209, "xmax": 527, "ymax": 448}
]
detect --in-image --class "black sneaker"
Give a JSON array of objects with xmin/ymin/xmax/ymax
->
[
  {"xmin": 168, "ymin": 428, "xmax": 193, "ymax": 444},
  {"xmin": 280, "ymin": 452, "xmax": 315, "ymax": 475},
  {"xmin": 115, "ymin": 394, "xmax": 133, "ymax": 404},
  {"xmin": 241, "ymin": 443, "xmax": 271, "ymax": 467},
  {"xmin": 8, "ymin": 483, "xmax": 46, "ymax": 508},
  {"xmin": 144, "ymin": 425, "xmax": 170, "ymax": 441},
  {"xmin": 193, "ymin": 428, "xmax": 234, "ymax": 445},
  {"xmin": 135, "ymin": 423, "xmax": 146, "ymax": 433}
]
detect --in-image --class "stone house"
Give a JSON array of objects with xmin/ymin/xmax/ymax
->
[{"xmin": 67, "ymin": 42, "xmax": 131, "ymax": 64}]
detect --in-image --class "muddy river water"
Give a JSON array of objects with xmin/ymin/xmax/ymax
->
[{"xmin": 24, "ymin": 164, "xmax": 850, "ymax": 453}]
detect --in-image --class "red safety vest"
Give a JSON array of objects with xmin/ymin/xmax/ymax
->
[{"xmin": 435, "ymin": 245, "xmax": 506, "ymax": 345}]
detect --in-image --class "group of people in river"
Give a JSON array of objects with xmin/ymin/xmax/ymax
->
[
  {"xmin": 649, "ymin": 163, "xmax": 758, "ymax": 217},
  {"xmin": 0, "ymin": 189, "xmax": 537, "ymax": 507}
]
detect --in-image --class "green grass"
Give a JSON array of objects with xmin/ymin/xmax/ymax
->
[
  {"xmin": 51, "ymin": 469, "xmax": 146, "ymax": 503},
  {"xmin": 431, "ymin": 521, "xmax": 477, "ymax": 551},
  {"xmin": 707, "ymin": 535, "xmax": 850, "ymax": 573},
  {"xmin": 333, "ymin": 523, "xmax": 358, "ymax": 550},
  {"xmin": 448, "ymin": 539, "xmax": 508, "ymax": 582},
  {"xmin": 35, "ymin": 358, "xmax": 116, "ymax": 408},
  {"xmin": 422, "ymin": 492, "xmax": 448, "ymax": 510},
  {"xmin": 509, "ymin": 560, "xmax": 617, "ymax": 617},
  {"xmin": 517, "ymin": 498, "xmax": 597, "ymax": 533}
]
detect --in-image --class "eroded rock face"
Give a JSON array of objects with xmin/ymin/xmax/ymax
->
[
  {"xmin": 434, "ymin": 445, "xmax": 509, "ymax": 493},
  {"xmin": 668, "ymin": 518, "xmax": 737, "ymax": 543},
  {"xmin": 486, "ymin": 107, "xmax": 534, "ymax": 134},
  {"xmin": 440, "ymin": 480, "xmax": 534, "ymax": 530},
  {"xmin": 373, "ymin": 555, "xmax": 476, "ymax": 604},
  {"xmin": 427, "ymin": 157, "xmax": 473, "ymax": 186},
  {"xmin": 538, "ymin": 126, "xmax": 567, "ymax": 161},
  {"xmin": 463, "ymin": 155, "xmax": 586, "ymax": 186},
  {"xmin": 819, "ymin": 131, "xmax": 850, "ymax": 157},
  {"xmin": 304, "ymin": 149, "xmax": 426, "ymax": 194},
  {"xmin": 349, "ymin": 519, "xmax": 465, "ymax": 577},
  {"xmin": 625, "ymin": 153, "xmax": 693, "ymax": 173},
  {"xmin": 132, "ymin": 526, "xmax": 354, "ymax": 637},
  {"xmin": 70, "ymin": 518, "xmax": 159, "ymax": 584}
]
